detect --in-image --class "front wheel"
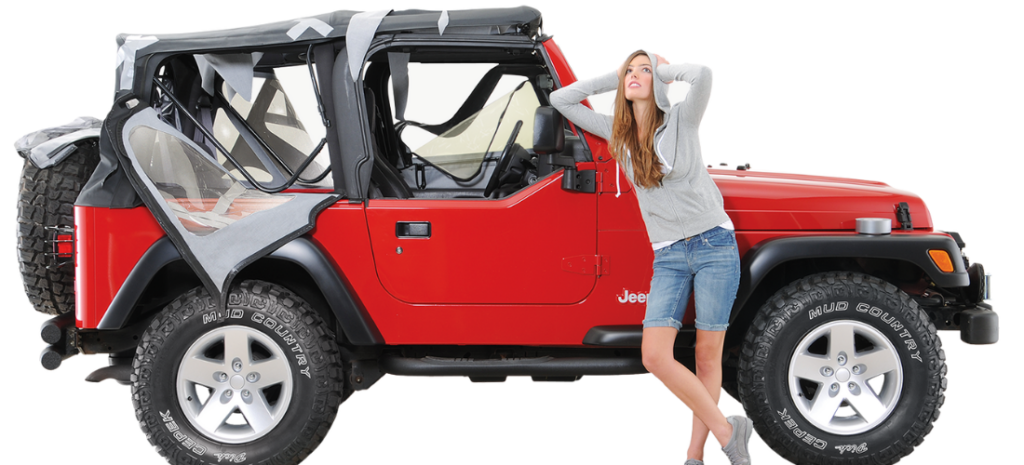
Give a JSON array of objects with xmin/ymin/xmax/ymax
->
[
  {"xmin": 738, "ymin": 272, "xmax": 946, "ymax": 464},
  {"xmin": 132, "ymin": 280, "xmax": 346, "ymax": 465}
]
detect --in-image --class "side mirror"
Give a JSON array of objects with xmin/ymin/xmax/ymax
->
[{"xmin": 533, "ymin": 106, "xmax": 564, "ymax": 154}]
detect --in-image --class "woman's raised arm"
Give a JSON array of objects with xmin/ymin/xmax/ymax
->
[
  {"xmin": 657, "ymin": 63, "xmax": 712, "ymax": 126},
  {"xmin": 549, "ymin": 71, "xmax": 618, "ymax": 140}
]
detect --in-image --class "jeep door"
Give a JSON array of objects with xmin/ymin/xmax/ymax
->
[{"xmin": 363, "ymin": 46, "xmax": 598, "ymax": 305}]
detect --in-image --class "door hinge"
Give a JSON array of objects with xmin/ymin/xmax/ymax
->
[
  {"xmin": 562, "ymin": 255, "xmax": 607, "ymax": 276},
  {"xmin": 561, "ymin": 167, "xmax": 596, "ymax": 193}
]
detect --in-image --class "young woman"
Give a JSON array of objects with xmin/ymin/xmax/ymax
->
[{"xmin": 551, "ymin": 51, "xmax": 752, "ymax": 465}]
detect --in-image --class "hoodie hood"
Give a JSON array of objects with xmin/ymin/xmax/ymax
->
[{"xmin": 643, "ymin": 50, "xmax": 673, "ymax": 114}]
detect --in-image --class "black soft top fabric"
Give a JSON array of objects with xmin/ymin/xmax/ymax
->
[{"xmin": 119, "ymin": 7, "xmax": 542, "ymax": 57}]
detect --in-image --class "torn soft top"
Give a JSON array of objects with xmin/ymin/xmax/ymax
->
[
  {"xmin": 117, "ymin": 7, "xmax": 541, "ymax": 58},
  {"xmin": 15, "ymin": 117, "xmax": 102, "ymax": 169}
]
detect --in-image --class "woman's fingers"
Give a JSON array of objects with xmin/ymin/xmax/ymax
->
[{"xmin": 654, "ymin": 54, "xmax": 673, "ymax": 84}]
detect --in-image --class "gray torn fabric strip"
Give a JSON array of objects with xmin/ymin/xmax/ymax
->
[
  {"xmin": 438, "ymin": 10, "xmax": 450, "ymax": 35},
  {"xmin": 120, "ymin": 108, "xmax": 334, "ymax": 297},
  {"xmin": 286, "ymin": 18, "xmax": 334, "ymax": 41},
  {"xmin": 388, "ymin": 52, "xmax": 410, "ymax": 121},
  {"xmin": 16, "ymin": 117, "xmax": 102, "ymax": 169},
  {"xmin": 347, "ymin": 10, "xmax": 392, "ymax": 81},
  {"xmin": 195, "ymin": 53, "xmax": 265, "ymax": 102}
]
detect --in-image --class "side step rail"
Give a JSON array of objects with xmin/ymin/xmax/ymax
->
[{"xmin": 380, "ymin": 355, "xmax": 646, "ymax": 377}]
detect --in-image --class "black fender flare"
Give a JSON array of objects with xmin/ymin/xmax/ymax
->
[
  {"xmin": 97, "ymin": 236, "xmax": 384, "ymax": 345},
  {"xmin": 731, "ymin": 233, "xmax": 968, "ymax": 323}
]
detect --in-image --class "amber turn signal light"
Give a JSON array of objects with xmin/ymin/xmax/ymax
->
[{"xmin": 928, "ymin": 250, "xmax": 955, "ymax": 273}]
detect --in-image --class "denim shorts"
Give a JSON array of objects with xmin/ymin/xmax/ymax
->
[{"xmin": 642, "ymin": 226, "xmax": 740, "ymax": 332}]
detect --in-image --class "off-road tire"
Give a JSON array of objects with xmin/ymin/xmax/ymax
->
[
  {"xmin": 17, "ymin": 143, "xmax": 99, "ymax": 315},
  {"xmin": 132, "ymin": 280, "xmax": 347, "ymax": 465},
  {"xmin": 738, "ymin": 272, "xmax": 946, "ymax": 464}
]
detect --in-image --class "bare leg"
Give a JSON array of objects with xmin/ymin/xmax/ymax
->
[
  {"xmin": 686, "ymin": 329, "xmax": 727, "ymax": 461},
  {"xmin": 641, "ymin": 326, "xmax": 733, "ymax": 447}
]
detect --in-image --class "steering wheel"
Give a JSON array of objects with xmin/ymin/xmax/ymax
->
[{"xmin": 483, "ymin": 120, "xmax": 524, "ymax": 198}]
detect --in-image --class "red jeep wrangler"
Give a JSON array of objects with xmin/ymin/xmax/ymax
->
[{"xmin": 16, "ymin": 7, "xmax": 996, "ymax": 465}]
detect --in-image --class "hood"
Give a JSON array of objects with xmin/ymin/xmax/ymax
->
[
  {"xmin": 711, "ymin": 169, "xmax": 934, "ymax": 231},
  {"xmin": 645, "ymin": 51, "xmax": 673, "ymax": 114}
]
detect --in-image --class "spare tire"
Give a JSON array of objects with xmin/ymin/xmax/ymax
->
[{"xmin": 17, "ymin": 142, "xmax": 100, "ymax": 315}]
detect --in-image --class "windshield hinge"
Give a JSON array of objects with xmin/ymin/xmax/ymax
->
[{"xmin": 561, "ymin": 167, "xmax": 596, "ymax": 193}]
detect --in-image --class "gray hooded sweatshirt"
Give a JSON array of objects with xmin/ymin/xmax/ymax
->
[{"xmin": 550, "ymin": 54, "xmax": 730, "ymax": 243}]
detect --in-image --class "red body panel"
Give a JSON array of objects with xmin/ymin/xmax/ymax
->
[
  {"xmin": 714, "ymin": 170, "xmax": 932, "ymax": 231},
  {"xmin": 74, "ymin": 206, "xmax": 164, "ymax": 328},
  {"xmin": 365, "ymin": 173, "xmax": 597, "ymax": 304}
]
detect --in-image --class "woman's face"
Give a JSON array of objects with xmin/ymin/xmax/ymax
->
[{"xmin": 623, "ymin": 54, "xmax": 654, "ymax": 102}]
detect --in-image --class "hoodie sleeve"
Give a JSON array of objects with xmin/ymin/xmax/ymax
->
[
  {"xmin": 549, "ymin": 71, "xmax": 618, "ymax": 140},
  {"xmin": 658, "ymin": 64, "xmax": 712, "ymax": 126}
]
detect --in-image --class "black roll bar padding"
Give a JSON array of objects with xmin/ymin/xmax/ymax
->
[
  {"xmin": 213, "ymin": 92, "xmax": 331, "ymax": 185},
  {"xmin": 152, "ymin": 77, "xmax": 326, "ymax": 194}
]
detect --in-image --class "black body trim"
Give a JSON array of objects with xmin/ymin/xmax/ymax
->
[
  {"xmin": 582, "ymin": 325, "xmax": 695, "ymax": 348},
  {"xmin": 380, "ymin": 354, "xmax": 646, "ymax": 377},
  {"xmin": 267, "ymin": 238, "xmax": 383, "ymax": 344},
  {"xmin": 96, "ymin": 237, "xmax": 384, "ymax": 345},
  {"xmin": 98, "ymin": 237, "xmax": 182, "ymax": 330},
  {"xmin": 732, "ymin": 234, "xmax": 970, "ymax": 322}
]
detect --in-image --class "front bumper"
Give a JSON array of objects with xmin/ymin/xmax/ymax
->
[{"xmin": 960, "ymin": 302, "xmax": 998, "ymax": 344}]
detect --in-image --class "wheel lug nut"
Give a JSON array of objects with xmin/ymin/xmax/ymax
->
[
  {"xmin": 821, "ymin": 367, "xmax": 834, "ymax": 377},
  {"xmin": 247, "ymin": 373, "xmax": 260, "ymax": 383},
  {"xmin": 853, "ymin": 365, "xmax": 862, "ymax": 375},
  {"xmin": 215, "ymin": 372, "xmax": 228, "ymax": 383},
  {"xmin": 242, "ymin": 389, "xmax": 250, "ymax": 398},
  {"xmin": 830, "ymin": 383, "xmax": 839, "ymax": 392},
  {"xmin": 224, "ymin": 390, "xmax": 233, "ymax": 398},
  {"xmin": 837, "ymin": 352, "xmax": 848, "ymax": 366},
  {"xmin": 232, "ymin": 358, "xmax": 243, "ymax": 373}
]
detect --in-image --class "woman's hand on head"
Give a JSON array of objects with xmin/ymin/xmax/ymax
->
[{"xmin": 654, "ymin": 54, "xmax": 674, "ymax": 84}]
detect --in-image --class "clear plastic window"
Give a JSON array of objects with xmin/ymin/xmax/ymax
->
[
  {"xmin": 212, "ymin": 66, "xmax": 330, "ymax": 187},
  {"xmin": 396, "ymin": 64, "xmax": 541, "ymax": 180},
  {"xmin": 129, "ymin": 125, "xmax": 293, "ymax": 236}
]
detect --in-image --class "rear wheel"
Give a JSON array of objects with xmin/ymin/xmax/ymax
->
[
  {"xmin": 739, "ymin": 272, "xmax": 946, "ymax": 464},
  {"xmin": 133, "ymin": 280, "xmax": 347, "ymax": 465},
  {"xmin": 17, "ymin": 143, "xmax": 99, "ymax": 314}
]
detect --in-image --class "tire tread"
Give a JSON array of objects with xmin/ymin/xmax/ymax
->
[{"xmin": 738, "ymin": 272, "xmax": 946, "ymax": 465}]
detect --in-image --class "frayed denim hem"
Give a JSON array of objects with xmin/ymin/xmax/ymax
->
[{"xmin": 642, "ymin": 317, "xmax": 682, "ymax": 330}]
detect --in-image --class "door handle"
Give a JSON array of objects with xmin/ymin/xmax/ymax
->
[{"xmin": 396, "ymin": 221, "xmax": 431, "ymax": 238}]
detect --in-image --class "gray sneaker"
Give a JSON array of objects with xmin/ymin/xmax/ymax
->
[
  {"xmin": 721, "ymin": 415, "xmax": 753, "ymax": 465},
  {"xmin": 684, "ymin": 460, "xmax": 704, "ymax": 465}
]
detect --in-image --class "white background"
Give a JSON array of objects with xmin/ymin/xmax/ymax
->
[{"xmin": 2, "ymin": 1, "xmax": 1020, "ymax": 464}]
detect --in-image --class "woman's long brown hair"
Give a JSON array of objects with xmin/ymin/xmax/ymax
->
[{"xmin": 610, "ymin": 50, "xmax": 666, "ymax": 189}]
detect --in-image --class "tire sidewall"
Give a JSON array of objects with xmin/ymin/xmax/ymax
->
[
  {"xmin": 744, "ymin": 273, "xmax": 944, "ymax": 463},
  {"xmin": 133, "ymin": 282, "xmax": 336, "ymax": 465}
]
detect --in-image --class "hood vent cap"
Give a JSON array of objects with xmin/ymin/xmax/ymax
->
[{"xmin": 856, "ymin": 218, "xmax": 892, "ymax": 235}]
